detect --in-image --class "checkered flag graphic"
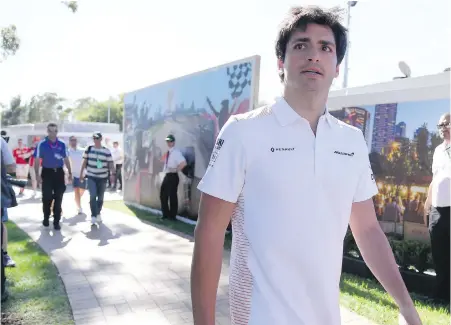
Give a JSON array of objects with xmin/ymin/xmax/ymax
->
[{"xmin": 226, "ymin": 62, "xmax": 252, "ymax": 99}]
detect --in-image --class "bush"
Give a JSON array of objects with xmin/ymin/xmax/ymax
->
[{"xmin": 343, "ymin": 228, "xmax": 433, "ymax": 273}]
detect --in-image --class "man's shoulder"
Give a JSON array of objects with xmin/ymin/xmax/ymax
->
[
  {"xmin": 434, "ymin": 143, "xmax": 446, "ymax": 152},
  {"xmin": 230, "ymin": 105, "xmax": 274, "ymax": 124}
]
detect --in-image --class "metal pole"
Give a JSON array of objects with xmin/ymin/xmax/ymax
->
[
  {"xmin": 342, "ymin": 1, "xmax": 353, "ymax": 89},
  {"xmin": 107, "ymin": 105, "xmax": 111, "ymax": 123}
]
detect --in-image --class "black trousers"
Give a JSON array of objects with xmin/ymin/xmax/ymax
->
[
  {"xmin": 160, "ymin": 173, "xmax": 179, "ymax": 219},
  {"xmin": 429, "ymin": 206, "xmax": 450, "ymax": 303},
  {"xmin": 41, "ymin": 168, "xmax": 66, "ymax": 224},
  {"xmin": 114, "ymin": 164, "xmax": 122, "ymax": 189}
]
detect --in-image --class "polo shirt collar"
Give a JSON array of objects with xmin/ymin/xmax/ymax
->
[{"xmin": 272, "ymin": 97, "xmax": 334, "ymax": 127}]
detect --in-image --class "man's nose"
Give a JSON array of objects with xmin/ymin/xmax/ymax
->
[{"xmin": 306, "ymin": 48, "xmax": 321, "ymax": 62}]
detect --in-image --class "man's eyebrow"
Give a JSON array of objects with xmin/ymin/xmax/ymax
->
[{"xmin": 289, "ymin": 37, "xmax": 336, "ymax": 48}]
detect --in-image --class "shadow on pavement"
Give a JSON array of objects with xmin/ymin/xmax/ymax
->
[
  {"xmin": 63, "ymin": 213, "xmax": 88, "ymax": 226},
  {"xmin": 82, "ymin": 223, "xmax": 130, "ymax": 246},
  {"xmin": 33, "ymin": 229, "xmax": 73, "ymax": 251}
]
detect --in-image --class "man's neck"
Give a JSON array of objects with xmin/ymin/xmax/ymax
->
[
  {"xmin": 48, "ymin": 136, "xmax": 57, "ymax": 143},
  {"xmin": 94, "ymin": 144, "xmax": 102, "ymax": 149},
  {"xmin": 283, "ymin": 87, "xmax": 328, "ymax": 133},
  {"xmin": 444, "ymin": 139, "xmax": 450, "ymax": 146}
]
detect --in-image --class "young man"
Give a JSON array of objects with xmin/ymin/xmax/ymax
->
[
  {"xmin": 34, "ymin": 123, "xmax": 72, "ymax": 230},
  {"xmin": 424, "ymin": 112, "xmax": 450, "ymax": 304},
  {"xmin": 111, "ymin": 141, "xmax": 124, "ymax": 191},
  {"xmin": 68, "ymin": 136, "xmax": 87, "ymax": 214},
  {"xmin": 12, "ymin": 138, "xmax": 32, "ymax": 196},
  {"xmin": 80, "ymin": 132, "xmax": 115, "ymax": 225},
  {"xmin": 159, "ymin": 134, "xmax": 186, "ymax": 220},
  {"xmin": 191, "ymin": 6, "xmax": 422, "ymax": 325}
]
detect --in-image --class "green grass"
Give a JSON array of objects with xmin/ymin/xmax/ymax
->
[
  {"xmin": 1, "ymin": 222, "xmax": 74, "ymax": 325},
  {"xmin": 104, "ymin": 200, "xmax": 450, "ymax": 325},
  {"xmin": 340, "ymin": 273, "xmax": 449, "ymax": 325}
]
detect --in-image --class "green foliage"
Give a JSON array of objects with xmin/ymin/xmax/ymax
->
[
  {"xmin": 344, "ymin": 228, "xmax": 433, "ymax": 273},
  {"xmin": 62, "ymin": 1, "xmax": 78, "ymax": 13},
  {"xmin": 1, "ymin": 2, "xmax": 77, "ymax": 61},
  {"xmin": 73, "ymin": 94, "xmax": 124, "ymax": 130},
  {"xmin": 0, "ymin": 25, "xmax": 20, "ymax": 61},
  {"xmin": 1, "ymin": 96, "xmax": 26, "ymax": 126}
]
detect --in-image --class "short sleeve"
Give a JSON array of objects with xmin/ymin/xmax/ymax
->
[
  {"xmin": 106, "ymin": 149, "xmax": 113, "ymax": 162},
  {"xmin": 175, "ymin": 150, "xmax": 186, "ymax": 165},
  {"xmin": 197, "ymin": 117, "xmax": 245, "ymax": 203},
  {"xmin": 353, "ymin": 134, "xmax": 378, "ymax": 203},
  {"xmin": 1, "ymin": 138, "xmax": 14, "ymax": 165},
  {"xmin": 83, "ymin": 148, "xmax": 89, "ymax": 160},
  {"xmin": 62, "ymin": 143, "xmax": 68, "ymax": 158},
  {"xmin": 34, "ymin": 142, "xmax": 44, "ymax": 158}
]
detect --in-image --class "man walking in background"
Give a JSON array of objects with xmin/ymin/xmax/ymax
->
[
  {"xmin": 424, "ymin": 112, "xmax": 450, "ymax": 304},
  {"xmin": 68, "ymin": 136, "xmax": 87, "ymax": 214},
  {"xmin": 13, "ymin": 138, "xmax": 32, "ymax": 196},
  {"xmin": 160, "ymin": 134, "xmax": 186, "ymax": 220},
  {"xmin": 80, "ymin": 132, "xmax": 115, "ymax": 225},
  {"xmin": 34, "ymin": 123, "xmax": 72, "ymax": 230},
  {"xmin": 111, "ymin": 141, "xmax": 124, "ymax": 191}
]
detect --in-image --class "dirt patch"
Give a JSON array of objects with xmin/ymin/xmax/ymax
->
[{"xmin": 1, "ymin": 313, "xmax": 23, "ymax": 325}]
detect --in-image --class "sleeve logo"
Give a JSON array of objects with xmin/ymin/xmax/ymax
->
[{"xmin": 208, "ymin": 138, "xmax": 225, "ymax": 167}]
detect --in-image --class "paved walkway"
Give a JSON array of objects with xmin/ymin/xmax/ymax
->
[{"xmin": 8, "ymin": 189, "xmax": 375, "ymax": 325}]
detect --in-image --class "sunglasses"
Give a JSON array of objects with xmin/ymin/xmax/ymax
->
[{"xmin": 437, "ymin": 122, "xmax": 450, "ymax": 129}]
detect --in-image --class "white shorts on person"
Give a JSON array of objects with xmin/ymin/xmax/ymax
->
[
  {"xmin": 16, "ymin": 163, "xmax": 30, "ymax": 178},
  {"xmin": 197, "ymin": 98, "xmax": 378, "ymax": 325}
]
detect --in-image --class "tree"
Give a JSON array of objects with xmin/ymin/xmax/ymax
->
[
  {"xmin": 27, "ymin": 92, "xmax": 65, "ymax": 122},
  {"xmin": 1, "ymin": 96, "xmax": 26, "ymax": 126},
  {"xmin": 1, "ymin": 2, "xmax": 77, "ymax": 61},
  {"xmin": 1, "ymin": 25, "xmax": 20, "ymax": 61},
  {"xmin": 74, "ymin": 95, "xmax": 124, "ymax": 130}
]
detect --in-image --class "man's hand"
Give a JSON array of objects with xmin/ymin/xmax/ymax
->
[
  {"xmin": 67, "ymin": 173, "xmax": 73, "ymax": 184},
  {"xmin": 110, "ymin": 174, "xmax": 116, "ymax": 185},
  {"xmin": 399, "ymin": 304, "xmax": 422, "ymax": 325},
  {"xmin": 423, "ymin": 198, "xmax": 431, "ymax": 225}
]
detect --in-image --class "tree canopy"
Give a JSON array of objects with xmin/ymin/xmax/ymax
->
[
  {"xmin": 0, "ymin": 1, "xmax": 77, "ymax": 61},
  {"xmin": 1, "ymin": 92, "xmax": 123, "ymax": 131}
]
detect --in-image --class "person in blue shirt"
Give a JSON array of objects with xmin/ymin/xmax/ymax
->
[{"xmin": 33, "ymin": 123, "xmax": 72, "ymax": 230}]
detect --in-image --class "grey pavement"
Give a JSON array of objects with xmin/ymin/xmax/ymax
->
[{"xmin": 8, "ymin": 189, "xmax": 375, "ymax": 325}]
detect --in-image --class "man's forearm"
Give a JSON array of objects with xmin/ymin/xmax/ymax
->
[
  {"xmin": 191, "ymin": 228, "xmax": 224, "ymax": 325},
  {"xmin": 64, "ymin": 158, "xmax": 72, "ymax": 174},
  {"xmin": 355, "ymin": 225, "xmax": 414, "ymax": 309}
]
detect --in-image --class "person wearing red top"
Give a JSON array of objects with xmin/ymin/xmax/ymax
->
[
  {"xmin": 12, "ymin": 139, "xmax": 32, "ymax": 195},
  {"xmin": 28, "ymin": 137, "xmax": 41, "ymax": 197}
]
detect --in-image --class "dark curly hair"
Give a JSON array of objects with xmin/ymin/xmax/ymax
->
[{"xmin": 275, "ymin": 6, "xmax": 348, "ymax": 82}]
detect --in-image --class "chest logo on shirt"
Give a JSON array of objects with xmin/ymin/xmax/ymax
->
[
  {"xmin": 334, "ymin": 150, "xmax": 354, "ymax": 157},
  {"xmin": 270, "ymin": 147, "xmax": 295, "ymax": 152}
]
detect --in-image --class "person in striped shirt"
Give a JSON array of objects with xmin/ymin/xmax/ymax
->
[{"xmin": 79, "ymin": 132, "xmax": 115, "ymax": 225}]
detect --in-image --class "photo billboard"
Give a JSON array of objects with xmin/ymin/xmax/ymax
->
[
  {"xmin": 330, "ymin": 98, "xmax": 450, "ymax": 242},
  {"xmin": 123, "ymin": 56, "xmax": 260, "ymax": 218}
]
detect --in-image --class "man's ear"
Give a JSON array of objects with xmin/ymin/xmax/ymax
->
[
  {"xmin": 335, "ymin": 64, "xmax": 340, "ymax": 78},
  {"xmin": 278, "ymin": 59, "xmax": 284, "ymax": 71}
]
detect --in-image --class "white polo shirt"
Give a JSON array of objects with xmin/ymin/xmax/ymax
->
[
  {"xmin": 197, "ymin": 97, "xmax": 378, "ymax": 325},
  {"xmin": 68, "ymin": 147, "xmax": 85, "ymax": 178},
  {"xmin": 164, "ymin": 147, "xmax": 186, "ymax": 173},
  {"xmin": 431, "ymin": 142, "xmax": 451, "ymax": 207}
]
